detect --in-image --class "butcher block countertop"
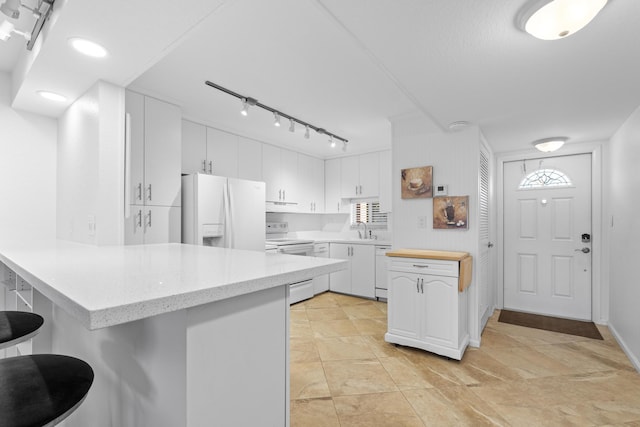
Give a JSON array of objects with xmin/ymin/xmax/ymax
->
[{"xmin": 386, "ymin": 248, "xmax": 472, "ymax": 292}]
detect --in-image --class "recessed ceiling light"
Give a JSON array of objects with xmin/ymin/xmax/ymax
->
[
  {"xmin": 37, "ymin": 91, "xmax": 67, "ymax": 102},
  {"xmin": 68, "ymin": 37, "xmax": 108, "ymax": 58},
  {"xmin": 448, "ymin": 121, "xmax": 470, "ymax": 131},
  {"xmin": 518, "ymin": 0, "xmax": 608, "ymax": 41},
  {"xmin": 532, "ymin": 137, "xmax": 567, "ymax": 152}
]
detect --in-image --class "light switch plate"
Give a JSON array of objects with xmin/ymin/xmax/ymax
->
[{"xmin": 435, "ymin": 184, "xmax": 448, "ymax": 196}]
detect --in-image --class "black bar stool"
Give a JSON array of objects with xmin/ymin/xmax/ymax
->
[
  {"xmin": 0, "ymin": 311, "xmax": 44, "ymax": 350},
  {"xmin": 0, "ymin": 354, "xmax": 94, "ymax": 426}
]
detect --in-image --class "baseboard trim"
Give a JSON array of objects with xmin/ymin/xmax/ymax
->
[{"xmin": 608, "ymin": 323, "xmax": 640, "ymax": 373}]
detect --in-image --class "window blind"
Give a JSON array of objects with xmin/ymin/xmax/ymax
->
[{"xmin": 351, "ymin": 202, "xmax": 387, "ymax": 227}]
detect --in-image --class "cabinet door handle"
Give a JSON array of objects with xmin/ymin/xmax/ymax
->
[
  {"xmin": 359, "ymin": 185, "xmax": 363, "ymax": 194},
  {"xmin": 147, "ymin": 184, "xmax": 152, "ymax": 201},
  {"xmin": 146, "ymin": 210, "xmax": 152, "ymax": 229},
  {"xmin": 337, "ymin": 202, "xmax": 340, "ymax": 212},
  {"xmin": 412, "ymin": 264, "xmax": 429, "ymax": 268},
  {"xmin": 278, "ymin": 189, "xmax": 282, "ymax": 201},
  {"xmin": 416, "ymin": 278, "xmax": 420, "ymax": 293},
  {"xmin": 420, "ymin": 278, "xmax": 424, "ymax": 293},
  {"xmin": 137, "ymin": 183, "xmax": 142, "ymax": 201},
  {"xmin": 134, "ymin": 210, "xmax": 142, "ymax": 231},
  {"xmin": 202, "ymin": 160, "xmax": 207, "ymax": 173},
  {"xmin": 208, "ymin": 161, "xmax": 213, "ymax": 174},
  {"xmin": 283, "ymin": 189, "xmax": 286, "ymax": 200}
]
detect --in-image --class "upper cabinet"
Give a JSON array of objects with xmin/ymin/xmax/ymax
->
[
  {"xmin": 207, "ymin": 127, "xmax": 238, "ymax": 178},
  {"xmin": 324, "ymin": 158, "xmax": 343, "ymax": 214},
  {"xmin": 341, "ymin": 152, "xmax": 379, "ymax": 199},
  {"xmin": 125, "ymin": 91, "xmax": 181, "ymax": 245},
  {"xmin": 297, "ymin": 154, "xmax": 324, "ymax": 213},
  {"xmin": 181, "ymin": 121, "xmax": 240, "ymax": 178},
  {"xmin": 238, "ymin": 137, "xmax": 262, "ymax": 182},
  {"xmin": 262, "ymin": 144, "xmax": 298, "ymax": 207}
]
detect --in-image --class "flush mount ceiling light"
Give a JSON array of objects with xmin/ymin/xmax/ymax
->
[
  {"xmin": 37, "ymin": 90, "xmax": 67, "ymax": 102},
  {"xmin": 205, "ymin": 80, "xmax": 348, "ymax": 150},
  {"xmin": 533, "ymin": 137, "xmax": 567, "ymax": 152},
  {"xmin": 68, "ymin": 37, "xmax": 108, "ymax": 58},
  {"xmin": 518, "ymin": 0, "xmax": 608, "ymax": 40},
  {"xmin": 448, "ymin": 121, "xmax": 470, "ymax": 132}
]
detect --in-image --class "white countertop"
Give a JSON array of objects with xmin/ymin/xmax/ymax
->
[
  {"xmin": 312, "ymin": 238, "xmax": 392, "ymax": 246},
  {"xmin": 0, "ymin": 241, "xmax": 346, "ymax": 330}
]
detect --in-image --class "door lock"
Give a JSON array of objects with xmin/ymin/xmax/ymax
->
[{"xmin": 575, "ymin": 247, "xmax": 590, "ymax": 253}]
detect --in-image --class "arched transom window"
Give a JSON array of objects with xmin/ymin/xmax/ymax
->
[{"xmin": 519, "ymin": 169, "xmax": 572, "ymax": 189}]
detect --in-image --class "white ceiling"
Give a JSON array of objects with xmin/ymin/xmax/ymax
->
[{"xmin": 3, "ymin": 0, "xmax": 640, "ymax": 157}]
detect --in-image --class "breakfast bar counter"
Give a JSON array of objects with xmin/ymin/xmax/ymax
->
[{"xmin": 0, "ymin": 240, "xmax": 347, "ymax": 427}]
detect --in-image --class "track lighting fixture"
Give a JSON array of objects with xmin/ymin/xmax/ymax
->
[
  {"xmin": 205, "ymin": 81, "xmax": 348, "ymax": 150},
  {"xmin": 0, "ymin": 0, "xmax": 55, "ymax": 50},
  {"xmin": 0, "ymin": 19, "xmax": 30, "ymax": 41}
]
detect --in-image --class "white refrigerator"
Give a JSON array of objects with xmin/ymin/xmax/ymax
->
[{"xmin": 182, "ymin": 174, "xmax": 266, "ymax": 251}]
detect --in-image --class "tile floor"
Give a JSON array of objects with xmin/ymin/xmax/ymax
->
[{"xmin": 290, "ymin": 292, "xmax": 640, "ymax": 426}]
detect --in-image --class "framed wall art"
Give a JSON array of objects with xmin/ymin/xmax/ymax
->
[
  {"xmin": 401, "ymin": 166, "xmax": 433, "ymax": 199},
  {"xmin": 433, "ymin": 196, "xmax": 469, "ymax": 229}
]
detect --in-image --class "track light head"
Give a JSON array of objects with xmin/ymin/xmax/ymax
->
[
  {"xmin": 289, "ymin": 119, "xmax": 295, "ymax": 132},
  {"xmin": 0, "ymin": 19, "xmax": 30, "ymax": 41},
  {"xmin": 240, "ymin": 98, "xmax": 248, "ymax": 116},
  {"xmin": 304, "ymin": 125, "xmax": 310, "ymax": 139},
  {"xmin": 342, "ymin": 141, "xmax": 347, "ymax": 152},
  {"xmin": 329, "ymin": 135, "xmax": 336, "ymax": 148},
  {"xmin": 0, "ymin": 0, "xmax": 20, "ymax": 19},
  {"xmin": 273, "ymin": 112, "xmax": 281, "ymax": 127}
]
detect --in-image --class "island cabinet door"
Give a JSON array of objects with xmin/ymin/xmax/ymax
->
[
  {"xmin": 387, "ymin": 272, "xmax": 421, "ymax": 340},
  {"xmin": 420, "ymin": 274, "xmax": 459, "ymax": 348}
]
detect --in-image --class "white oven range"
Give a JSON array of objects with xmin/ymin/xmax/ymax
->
[{"xmin": 266, "ymin": 222, "xmax": 315, "ymax": 304}]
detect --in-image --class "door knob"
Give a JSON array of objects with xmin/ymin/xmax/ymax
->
[
  {"xmin": 488, "ymin": 242, "xmax": 494, "ymax": 248},
  {"xmin": 575, "ymin": 247, "xmax": 590, "ymax": 253}
]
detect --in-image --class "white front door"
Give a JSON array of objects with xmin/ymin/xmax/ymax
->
[{"xmin": 503, "ymin": 154, "xmax": 592, "ymax": 320}]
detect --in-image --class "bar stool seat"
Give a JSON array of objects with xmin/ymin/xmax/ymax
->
[
  {"xmin": 0, "ymin": 354, "xmax": 94, "ymax": 427},
  {"xmin": 0, "ymin": 311, "xmax": 44, "ymax": 350}
]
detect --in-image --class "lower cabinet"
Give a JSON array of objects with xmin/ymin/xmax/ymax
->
[
  {"xmin": 125, "ymin": 205, "xmax": 181, "ymax": 244},
  {"xmin": 385, "ymin": 257, "xmax": 469, "ymax": 360},
  {"xmin": 329, "ymin": 243, "xmax": 375, "ymax": 299}
]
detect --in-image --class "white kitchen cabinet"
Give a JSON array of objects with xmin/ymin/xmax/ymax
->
[
  {"xmin": 378, "ymin": 149, "xmax": 392, "ymax": 212},
  {"xmin": 207, "ymin": 127, "xmax": 238, "ymax": 178},
  {"xmin": 238, "ymin": 137, "xmax": 262, "ymax": 182},
  {"xmin": 340, "ymin": 152, "xmax": 379, "ymax": 199},
  {"xmin": 125, "ymin": 91, "xmax": 181, "ymax": 244},
  {"xmin": 181, "ymin": 120, "xmax": 207, "ymax": 175},
  {"xmin": 297, "ymin": 153, "xmax": 324, "ymax": 213},
  {"xmin": 262, "ymin": 144, "xmax": 298, "ymax": 207},
  {"xmin": 125, "ymin": 206, "xmax": 181, "ymax": 245},
  {"xmin": 385, "ymin": 253, "xmax": 470, "ymax": 360},
  {"xmin": 324, "ymin": 158, "xmax": 344, "ymax": 214},
  {"xmin": 329, "ymin": 243, "xmax": 375, "ymax": 298}
]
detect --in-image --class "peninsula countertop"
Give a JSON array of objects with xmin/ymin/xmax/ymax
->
[{"xmin": 0, "ymin": 240, "xmax": 347, "ymax": 330}]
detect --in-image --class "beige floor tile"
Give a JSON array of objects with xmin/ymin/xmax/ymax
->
[
  {"xmin": 342, "ymin": 303, "xmax": 387, "ymax": 319},
  {"xmin": 532, "ymin": 342, "xmax": 626, "ymax": 374},
  {"xmin": 306, "ymin": 307, "xmax": 348, "ymax": 321},
  {"xmin": 333, "ymin": 293, "xmax": 372, "ymax": 306},
  {"xmin": 290, "ymin": 361, "xmax": 331, "ymax": 399},
  {"xmin": 483, "ymin": 344, "xmax": 575, "ymax": 379},
  {"xmin": 351, "ymin": 317, "xmax": 387, "ymax": 336},
  {"xmin": 323, "ymin": 359, "xmax": 398, "ymax": 396},
  {"xmin": 333, "ymin": 392, "xmax": 424, "ymax": 426},
  {"xmin": 455, "ymin": 348, "xmax": 523, "ymax": 384},
  {"xmin": 290, "ymin": 309, "xmax": 309, "ymax": 322},
  {"xmin": 378, "ymin": 356, "xmax": 436, "ymax": 390},
  {"xmin": 361, "ymin": 334, "xmax": 404, "ymax": 358},
  {"xmin": 290, "ymin": 319, "xmax": 314, "ymax": 339},
  {"xmin": 310, "ymin": 319, "xmax": 359, "ymax": 338},
  {"xmin": 316, "ymin": 336, "xmax": 378, "ymax": 361},
  {"xmin": 290, "ymin": 397, "xmax": 340, "ymax": 427},
  {"xmin": 403, "ymin": 387, "xmax": 510, "ymax": 426},
  {"xmin": 290, "ymin": 337, "xmax": 320, "ymax": 363},
  {"xmin": 479, "ymin": 326, "xmax": 527, "ymax": 349},
  {"xmin": 304, "ymin": 292, "xmax": 341, "ymax": 308}
]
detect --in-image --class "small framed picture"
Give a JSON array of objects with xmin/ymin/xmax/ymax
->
[
  {"xmin": 433, "ymin": 196, "xmax": 469, "ymax": 229},
  {"xmin": 401, "ymin": 166, "xmax": 433, "ymax": 199}
]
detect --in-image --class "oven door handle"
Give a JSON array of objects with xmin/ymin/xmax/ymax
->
[{"xmin": 277, "ymin": 245, "xmax": 314, "ymax": 255}]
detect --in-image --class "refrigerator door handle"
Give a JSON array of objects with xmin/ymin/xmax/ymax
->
[
  {"xmin": 224, "ymin": 181, "xmax": 233, "ymax": 249},
  {"xmin": 124, "ymin": 113, "xmax": 131, "ymax": 218}
]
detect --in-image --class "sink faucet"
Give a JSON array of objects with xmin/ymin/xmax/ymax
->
[{"xmin": 356, "ymin": 221, "xmax": 368, "ymax": 239}]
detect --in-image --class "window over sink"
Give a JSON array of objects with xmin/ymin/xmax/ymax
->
[{"xmin": 350, "ymin": 201, "xmax": 387, "ymax": 229}]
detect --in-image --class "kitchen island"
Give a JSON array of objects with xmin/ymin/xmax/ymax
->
[{"xmin": 0, "ymin": 240, "xmax": 347, "ymax": 427}]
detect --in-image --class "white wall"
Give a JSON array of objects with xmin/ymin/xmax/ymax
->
[
  {"xmin": 57, "ymin": 81, "xmax": 125, "ymax": 245},
  {"xmin": 607, "ymin": 105, "xmax": 640, "ymax": 370},
  {"xmin": 391, "ymin": 115, "xmax": 484, "ymax": 344},
  {"xmin": 0, "ymin": 72, "xmax": 57, "ymax": 242}
]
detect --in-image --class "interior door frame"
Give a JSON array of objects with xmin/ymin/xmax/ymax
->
[{"xmin": 496, "ymin": 142, "xmax": 607, "ymax": 324}]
